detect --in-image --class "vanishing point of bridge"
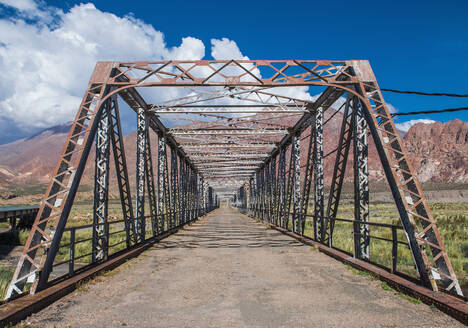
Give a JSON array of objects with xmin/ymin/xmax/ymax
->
[{"xmin": 1, "ymin": 60, "xmax": 466, "ymax": 325}]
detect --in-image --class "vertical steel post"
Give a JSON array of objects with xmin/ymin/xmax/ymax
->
[
  {"xmin": 170, "ymin": 148, "xmax": 179, "ymax": 228},
  {"xmin": 353, "ymin": 100, "xmax": 370, "ymax": 260},
  {"xmin": 264, "ymin": 163, "xmax": 270, "ymax": 222},
  {"xmin": 190, "ymin": 169, "xmax": 196, "ymax": 220},
  {"xmin": 314, "ymin": 107, "xmax": 324, "ymax": 240},
  {"xmin": 257, "ymin": 169, "xmax": 263, "ymax": 221},
  {"xmin": 285, "ymin": 145, "xmax": 295, "ymax": 230},
  {"xmin": 291, "ymin": 134, "xmax": 301, "ymax": 234},
  {"xmin": 144, "ymin": 128, "xmax": 157, "ymax": 237},
  {"xmin": 198, "ymin": 175, "xmax": 204, "ymax": 216},
  {"xmin": 92, "ymin": 99, "xmax": 111, "ymax": 261},
  {"xmin": 278, "ymin": 148, "xmax": 287, "ymax": 228},
  {"xmin": 135, "ymin": 107, "xmax": 147, "ymax": 242},
  {"xmin": 69, "ymin": 228, "xmax": 75, "ymax": 276},
  {"xmin": 179, "ymin": 160, "xmax": 187, "ymax": 224},
  {"xmin": 255, "ymin": 172, "xmax": 260, "ymax": 218},
  {"xmin": 157, "ymin": 134, "xmax": 168, "ymax": 234},
  {"xmin": 249, "ymin": 177, "xmax": 254, "ymax": 215},
  {"xmin": 270, "ymin": 156, "xmax": 277, "ymax": 224}
]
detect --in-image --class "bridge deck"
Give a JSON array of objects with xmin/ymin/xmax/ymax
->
[{"xmin": 23, "ymin": 208, "xmax": 461, "ymax": 327}]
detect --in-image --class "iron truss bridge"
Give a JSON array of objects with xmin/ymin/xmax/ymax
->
[{"xmin": 4, "ymin": 60, "xmax": 463, "ymax": 309}]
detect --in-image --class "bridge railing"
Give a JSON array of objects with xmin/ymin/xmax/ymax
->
[
  {"xmin": 302, "ymin": 214, "xmax": 410, "ymax": 276},
  {"xmin": 50, "ymin": 205, "xmax": 218, "ymax": 279},
  {"xmin": 238, "ymin": 204, "xmax": 416, "ymax": 281}
]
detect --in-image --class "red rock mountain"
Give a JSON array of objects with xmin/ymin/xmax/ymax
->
[
  {"xmin": 0, "ymin": 118, "xmax": 466, "ymax": 192},
  {"xmin": 403, "ymin": 119, "xmax": 468, "ymax": 183}
]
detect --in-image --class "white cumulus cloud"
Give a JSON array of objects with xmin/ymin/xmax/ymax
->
[
  {"xmin": 0, "ymin": 2, "xmax": 205, "ymax": 135},
  {"xmin": 210, "ymin": 37, "xmax": 312, "ymax": 101},
  {"xmin": 0, "ymin": 1, "xmax": 404, "ymax": 144},
  {"xmin": 395, "ymin": 119, "xmax": 436, "ymax": 133},
  {"xmin": 0, "ymin": 0, "xmax": 37, "ymax": 11}
]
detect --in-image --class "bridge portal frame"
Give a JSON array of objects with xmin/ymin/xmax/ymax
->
[{"xmin": 5, "ymin": 59, "xmax": 462, "ymax": 300}]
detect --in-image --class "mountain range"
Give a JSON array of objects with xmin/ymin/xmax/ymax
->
[{"xmin": 0, "ymin": 117, "xmax": 466, "ymax": 195}]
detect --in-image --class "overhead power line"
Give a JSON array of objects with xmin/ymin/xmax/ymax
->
[
  {"xmin": 381, "ymin": 88, "xmax": 468, "ymax": 97},
  {"xmin": 391, "ymin": 107, "xmax": 468, "ymax": 116}
]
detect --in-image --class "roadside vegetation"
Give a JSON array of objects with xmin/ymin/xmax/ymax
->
[
  {"xmin": 304, "ymin": 201, "xmax": 468, "ymax": 295},
  {"xmin": 0, "ymin": 266, "xmax": 13, "ymax": 301}
]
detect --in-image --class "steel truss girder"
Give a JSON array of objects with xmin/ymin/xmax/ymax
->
[
  {"xmin": 153, "ymin": 107, "xmax": 307, "ymax": 114},
  {"xmin": 190, "ymin": 154, "xmax": 267, "ymax": 159},
  {"xmin": 111, "ymin": 60, "xmax": 351, "ymax": 87},
  {"xmin": 241, "ymin": 62, "xmax": 460, "ymax": 295},
  {"xmin": 157, "ymin": 110, "xmax": 304, "ymax": 114},
  {"xmin": 150, "ymin": 88, "xmax": 311, "ymax": 112},
  {"xmin": 149, "ymin": 86, "xmax": 312, "ymax": 125},
  {"xmin": 149, "ymin": 85, "xmax": 273, "ymax": 109},
  {"xmin": 190, "ymin": 152, "xmax": 267, "ymax": 156},
  {"xmin": 199, "ymin": 166, "xmax": 257, "ymax": 171},
  {"xmin": 8, "ymin": 60, "xmax": 461, "ymax": 301},
  {"xmin": 200, "ymin": 171, "xmax": 257, "ymax": 175},
  {"xmin": 193, "ymin": 160, "xmax": 264, "ymax": 164},
  {"xmin": 175, "ymin": 134, "xmax": 280, "ymax": 144},
  {"xmin": 169, "ymin": 129, "xmax": 288, "ymax": 136},
  {"xmin": 7, "ymin": 78, "xmax": 112, "ymax": 299},
  {"xmin": 185, "ymin": 150, "xmax": 272, "ymax": 156},
  {"xmin": 183, "ymin": 144, "xmax": 276, "ymax": 150},
  {"xmin": 180, "ymin": 142, "xmax": 276, "ymax": 147},
  {"xmin": 353, "ymin": 66, "xmax": 461, "ymax": 294},
  {"xmin": 170, "ymin": 113, "xmax": 295, "ymax": 132},
  {"xmin": 196, "ymin": 165, "xmax": 260, "ymax": 170},
  {"xmin": 204, "ymin": 174, "xmax": 253, "ymax": 178}
]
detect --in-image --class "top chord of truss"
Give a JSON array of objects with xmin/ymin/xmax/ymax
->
[{"xmin": 99, "ymin": 60, "xmax": 364, "ymax": 87}]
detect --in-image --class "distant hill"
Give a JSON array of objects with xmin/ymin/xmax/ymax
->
[
  {"xmin": 403, "ymin": 118, "xmax": 468, "ymax": 183},
  {"xmin": 0, "ymin": 124, "xmax": 72, "ymax": 187},
  {"xmin": 0, "ymin": 117, "xmax": 467, "ymax": 193}
]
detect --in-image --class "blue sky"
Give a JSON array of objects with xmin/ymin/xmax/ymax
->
[{"xmin": 0, "ymin": 0, "xmax": 467, "ymax": 144}]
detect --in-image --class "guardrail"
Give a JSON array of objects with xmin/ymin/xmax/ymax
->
[
  {"xmin": 309, "ymin": 215, "xmax": 408, "ymax": 275},
  {"xmin": 52, "ymin": 207, "xmax": 217, "ymax": 278},
  {"xmin": 235, "ymin": 205, "xmax": 414, "ymax": 280}
]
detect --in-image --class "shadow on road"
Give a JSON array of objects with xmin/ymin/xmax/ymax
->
[{"xmin": 159, "ymin": 214, "xmax": 304, "ymax": 249}]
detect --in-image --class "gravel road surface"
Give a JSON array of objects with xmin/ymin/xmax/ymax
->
[{"xmin": 22, "ymin": 208, "xmax": 463, "ymax": 327}]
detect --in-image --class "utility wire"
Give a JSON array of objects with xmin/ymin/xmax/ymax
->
[
  {"xmin": 381, "ymin": 88, "xmax": 468, "ymax": 98},
  {"xmin": 391, "ymin": 107, "xmax": 468, "ymax": 116}
]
